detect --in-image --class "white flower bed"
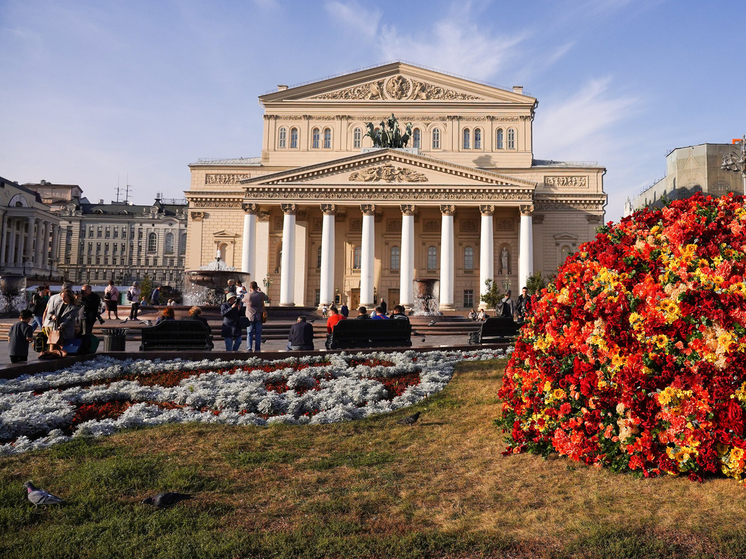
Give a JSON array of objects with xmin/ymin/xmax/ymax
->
[{"xmin": 0, "ymin": 349, "xmax": 507, "ymax": 456}]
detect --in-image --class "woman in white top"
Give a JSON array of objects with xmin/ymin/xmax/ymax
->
[{"xmin": 104, "ymin": 280, "xmax": 120, "ymax": 320}]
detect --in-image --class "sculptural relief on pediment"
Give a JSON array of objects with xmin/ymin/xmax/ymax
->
[
  {"xmin": 311, "ymin": 75, "xmax": 483, "ymax": 101},
  {"xmin": 349, "ymin": 163, "xmax": 428, "ymax": 183}
]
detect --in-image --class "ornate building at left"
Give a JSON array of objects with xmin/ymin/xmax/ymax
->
[
  {"xmin": 21, "ymin": 181, "xmax": 188, "ymax": 289},
  {"xmin": 0, "ymin": 176, "xmax": 62, "ymax": 282}
]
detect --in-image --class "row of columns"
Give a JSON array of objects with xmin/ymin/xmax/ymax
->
[
  {"xmin": 240, "ymin": 203, "xmax": 534, "ymax": 310},
  {"xmin": 0, "ymin": 215, "xmax": 59, "ymax": 271}
]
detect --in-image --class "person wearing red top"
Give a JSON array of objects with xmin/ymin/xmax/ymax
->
[{"xmin": 326, "ymin": 305, "xmax": 345, "ymax": 334}]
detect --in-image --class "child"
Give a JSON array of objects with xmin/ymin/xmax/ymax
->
[{"xmin": 9, "ymin": 309, "xmax": 35, "ymax": 363}]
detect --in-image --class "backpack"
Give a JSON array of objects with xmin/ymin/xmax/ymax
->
[
  {"xmin": 126, "ymin": 290, "xmax": 133, "ymax": 302},
  {"xmin": 501, "ymin": 301, "xmax": 512, "ymax": 318}
]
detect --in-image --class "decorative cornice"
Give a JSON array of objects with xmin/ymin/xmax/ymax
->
[
  {"xmin": 309, "ymin": 75, "xmax": 483, "ymax": 101},
  {"xmin": 349, "ymin": 163, "xmax": 428, "ymax": 183},
  {"xmin": 243, "ymin": 186, "xmax": 533, "ymax": 203},
  {"xmin": 534, "ymin": 194, "xmax": 605, "ymax": 212},
  {"xmin": 190, "ymin": 200, "xmax": 242, "ymax": 208},
  {"xmin": 205, "ymin": 174, "xmax": 253, "ymax": 185},
  {"xmin": 544, "ymin": 176, "xmax": 589, "ymax": 188}
]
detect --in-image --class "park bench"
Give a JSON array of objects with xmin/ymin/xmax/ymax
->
[
  {"xmin": 468, "ymin": 317, "xmax": 520, "ymax": 345},
  {"xmin": 327, "ymin": 319, "xmax": 412, "ymax": 350},
  {"xmin": 139, "ymin": 320, "xmax": 214, "ymax": 351}
]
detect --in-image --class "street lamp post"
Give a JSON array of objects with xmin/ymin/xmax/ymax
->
[{"xmin": 722, "ymin": 136, "xmax": 746, "ymax": 193}]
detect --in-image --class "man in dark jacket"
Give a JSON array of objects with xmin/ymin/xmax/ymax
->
[
  {"xmin": 81, "ymin": 284, "xmax": 103, "ymax": 336},
  {"xmin": 356, "ymin": 306, "xmax": 371, "ymax": 319},
  {"xmin": 286, "ymin": 315, "xmax": 314, "ymax": 350},
  {"xmin": 220, "ymin": 293, "xmax": 243, "ymax": 351},
  {"xmin": 390, "ymin": 305, "xmax": 409, "ymax": 321}
]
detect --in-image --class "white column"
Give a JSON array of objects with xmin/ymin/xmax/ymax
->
[
  {"xmin": 360, "ymin": 204, "xmax": 376, "ymax": 308},
  {"xmin": 399, "ymin": 205, "xmax": 416, "ymax": 308},
  {"xmin": 35, "ymin": 217, "xmax": 44, "ymax": 267},
  {"xmin": 26, "ymin": 217, "xmax": 35, "ymax": 269},
  {"xmin": 0, "ymin": 214, "xmax": 7, "ymax": 266},
  {"xmin": 479, "ymin": 205, "xmax": 494, "ymax": 309},
  {"xmin": 279, "ymin": 204, "xmax": 296, "ymax": 306},
  {"xmin": 241, "ymin": 203, "xmax": 257, "ymax": 276},
  {"xmin": 519, "ymin": 204, "xmax": 534, "ymax": 291},
  {"xmin": 319, "ymin": 204, "xmax": 336, "ymax": 308},
  {"xmin": 51, "ymin": 224, "xmax": 61, "ymax": 271},
  {"xmin": 8, "ymin": 219, "xmax": 17, "ymax": 267},
  {"xmin": 439, "ymin": 205, "xmax": 455, "ymax": 311},
  {"xmin": 41, "ymin": 221, "xmax": 50, "ymax": 270}
]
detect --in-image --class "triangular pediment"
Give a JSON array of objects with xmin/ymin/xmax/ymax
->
[
  {"xmin": 242, "ymin": 150, "xmax": 537, "ymax": 189},
  {"xmin": 259, "ymin": 62, "xmax": 535, "ymax": 105}
]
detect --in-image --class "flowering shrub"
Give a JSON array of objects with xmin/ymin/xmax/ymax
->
[
  {"xmin": 1, "ymin": 349, "xmax": 506, "ymax": 455},
  {"xmin": 498, "ymin": 193, "xmax": 746, "ymax": 481}
]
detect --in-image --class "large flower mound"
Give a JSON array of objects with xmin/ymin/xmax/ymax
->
[{"xmin": 498, "ymin": 193, "xmax": 746, "ymax": 481}]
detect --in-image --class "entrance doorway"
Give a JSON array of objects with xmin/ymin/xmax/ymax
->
[
  {"xmin": 387, "ymin": 288, "xmax": 400, "ymax": 310},
  {"xmin": 350, "ymin": 288, "xmax": 360, "ymax": 310}
]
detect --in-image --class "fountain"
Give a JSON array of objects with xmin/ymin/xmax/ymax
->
[
  {"xmin": 0, "ymin": 275, "xmax": 27, "ymax": 317},
  {"xmin": 411, "ymin": 279, "xmax": 441, "ymax": 316},
  {"xmin": 184, "ymin": 253, "xmax": 249, "ymax": 307}
]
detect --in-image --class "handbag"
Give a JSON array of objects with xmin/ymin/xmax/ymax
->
[
  {"xmin": 261, "ymin": 310, "xmax": 268, "ymax": 324},
  {"xmin": 239, "ymin": 315, "xmax": 250, "ymax": 329},
  {"xmin": 47, "ymin": 329, "xmax": 62, "ymax": 345}
]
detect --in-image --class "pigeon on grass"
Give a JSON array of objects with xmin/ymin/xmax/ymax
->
[
  {"xmin": 142, "ymin": 492, "xmax": 191, "ymax": 508},
  {"xmin": 23, "ymin": 481, "xmax": 65, "ymax": 507},
  {"xmin": 397, "ymin": 411, "xmax": 421, "ymax": 426}
]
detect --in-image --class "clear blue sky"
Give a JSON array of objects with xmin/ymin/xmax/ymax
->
[{"xmin": 1, "ymin": 0, "xmax": 743, "ymax": 222}]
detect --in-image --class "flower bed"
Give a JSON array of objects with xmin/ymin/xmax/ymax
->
[
  {"xmin": 0, "ymin": 349, "xmax": 506, "ymax": 455},
  {"xmin": 498, "ymin": 193, "xmax": 746, "ymax": 481}
]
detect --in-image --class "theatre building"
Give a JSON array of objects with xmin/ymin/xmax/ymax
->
[{"xmin": 185, "ymin": 62, "xmax": 606, "ymax": 311}]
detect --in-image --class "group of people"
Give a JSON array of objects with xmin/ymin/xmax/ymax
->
[
  {"xmin": 219, "ymin": 280, "xmax": 266, "ymax": 352},
  {"xmin": 467, "ymin": 287, "xmax": 534, "ymax": 323}
]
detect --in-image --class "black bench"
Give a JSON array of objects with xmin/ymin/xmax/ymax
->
[
  {"xmin": 327, "ymin": 319, "xmax": 412, "ymax": 350},
  {"xmin": 139, "ymin": 320, "xmax": 214, "ymax": 351},
  {"xmin": 468, "ymin": 317, "xmax": 520, "ymax": 345}
]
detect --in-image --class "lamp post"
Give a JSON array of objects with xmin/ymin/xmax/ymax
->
[{"xmin": 722, "ymin": 136, "xmax": 746, "ymax": 193}]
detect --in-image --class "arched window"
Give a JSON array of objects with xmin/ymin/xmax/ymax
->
[
  {"xmin": 164, "ymin": 232, "xmax": 174, "ymax": 253},
  {"xmin": 391, "ymin": 245, "xmax": 400, "ymax": 270},
  {"xmin": 317, "ymin": 246, "xmax": 322, "ymax": 269},
  {"xmin": 463, "ymin": 128, "xmax": 471, "ymax": 149},
  {"xmin": 413, "ymin": 128, "xmax": 421, "ymax": 149},
  {"xmin": 353, "ymin": 246, "xmax": 362, "ymax": 270},
  {"xmin": 323, "ymin": 128, "xmax": 332, "ymax": 149},
  {"xmin": 464, "ymin": 246, "xmax": 474, "ymax": 270},
  {"xmin": 290, "ymin": 127, "xmax": 298, "ymax": 149},
  {"xmin": 427, "ymin": 246, "xmax": 437, "ymax": 270},
  {"xmin": 278, "ymin": 127, "xmax": 287, "ymax": 149},
  {"xmin": 507, "ymin": 128, "xmax": 516, "ymax": 150},
  {"xmin": 474, "ymin": 129, "xmax": 482, "ymax": 150},
  {"xmin": 179, "ymin": 232, "xmax": 187, "ymax": 254},
  {"xmin": 432, "ymin": 128, "xmax": 441, "ymax": 149},
  {"xmin": 496, "ymin": 128, "xmax": 504, "ymax": 150},
  {"xmin": 147, "ymin": 232, "xmax": 157, "ymax": 252},
  {"xmin": 353, "ymin": 127, "xmax": 362, "ymax": 149},
  {"xmin": 312, "ymin": 128, "xmax": 320, "ymax": 149}
]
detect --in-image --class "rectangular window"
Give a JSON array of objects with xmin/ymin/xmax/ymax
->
[
  {"xmin": 464, "ymin": 290, "xmax": 474, "ymax": 309},
  {"xmin": 314, "ymin": 289, "xmax": 321, "ymax": 307},
  {"xmin": 87, "ymin": 256, "xmax": 92, "ymax": 265},
  {"xmin": 96, "ymin": 243, "xmax": 101, "ymax": 254},
  {"xmin": 113, "ymin": 228, "xmax": 118, "ymax": 239},
  {"xmin": 105, "ymin": 226, "xmax": 110, "ymax": 238}
]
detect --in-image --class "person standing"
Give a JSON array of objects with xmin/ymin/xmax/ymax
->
[
  {"xmin": 221, "ymin": 293, "xmax": 243, "ymax": 351},
  {"xmin": 501, "ymin": 290, "xmax": 515, "ymax": 319},
  {"xmin": 236, "ymin": 281, "xmax": 247, "ymax": 300},
  {"xmin": 126, "ymin": 282, "xmax": 141, "ymax": 321},
  {"xmin": 245, "ymin": 281, "xmax": 265, "ymax": 352},
  {"xmin": 150, "ymin": 285, "xmax": 161, "ymax": 306},
  {"xmin": 9, "ymin": 309, "xmax": 35, "ymax": 363},
  {"xmin": 516, "ymin": 286, "xmax": 532, "ymax": 322},
  {"xmin": 379, "ymin": 298, "xmax": 387, "ymax": 315},
  {"xmin": 29, "ymin": 286, "xmax": 48, "ymax": 331},
  {"xmin": 43, "ymin": 282, "xmax": 73, "ymax": 329},
  {"xmin": 340, "ymin": 303, "xmax": 349, "ymax": 318},
  {"xmin": 81, "ymin": 284, "xmax": 103, "ymax": 336},
  {"xmin": 103, "ymin": 280, "xmax": 120, "ymax": 320},
  {"xmin": 286, "ymin": 315, "xmax": 314, "ymax": 351}
]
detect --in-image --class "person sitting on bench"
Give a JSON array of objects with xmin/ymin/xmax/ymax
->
[{"xmin": 287, "ymin": 315, "xmax": 314, "ymax": 351}]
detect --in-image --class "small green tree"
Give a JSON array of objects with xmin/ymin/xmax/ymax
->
[
  {"xmin": 479, "ymin": 279, "xmax": 503, "ymax": 310},
  {"xmin": 139, "ymin": 274, "xmax": 153, "ymax": 304},
  {"xmin": 525, "ymin": 271, "xmax": 547, "ymax": 295}
]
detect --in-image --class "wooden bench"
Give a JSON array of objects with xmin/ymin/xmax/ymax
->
[
  {"xmin": 468, "ymin": 317, "xmax": 520, "ymax": 345},
  {"xmin": 327, "ymin": 319, "xmax": 412, "ymax": 350},
  {"xmin": 139, "ymin": 320, "xmax": 214, "ymax": 351}
]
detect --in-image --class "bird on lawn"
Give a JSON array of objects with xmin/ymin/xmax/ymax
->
[
  {"xmin": 397, "ymin": 411, "xmax": 421, "ymax": 426},
  {"xmin": 142, "ymin": 492, "xmax": 191, "ymax": 508},
  {"xmin": 23, "ymin": 481, "xmax": 65, "ymax": 507}
]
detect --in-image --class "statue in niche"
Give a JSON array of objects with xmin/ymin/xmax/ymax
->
[
  {"xmin": 364, "ymin": 114, "xmax": 412, "ymax": 148},
  {"xmin": 501, "ymin": 247, "xmax": 510, "ymax": 275}
]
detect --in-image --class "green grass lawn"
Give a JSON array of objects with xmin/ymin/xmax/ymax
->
[{"xmin": 2, "ymin": 360, "xmax": 746, "ymax": 559}]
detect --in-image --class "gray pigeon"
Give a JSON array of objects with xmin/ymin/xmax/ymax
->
[
  {"xmin": 142, "ymin": 492, "xmax": 191, "ymax": 508},
  {"xmin": 397, "ymin": 411, "xmax": 421, "ymax": 426},
  {"xmin": 23, "ymin": 481, "xmax": 65, "ymax": 507}
]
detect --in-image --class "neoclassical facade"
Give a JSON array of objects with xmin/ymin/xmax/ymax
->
[{"xmin": 186, "ymin": 62, "xmax": 606, "ymax": 310}]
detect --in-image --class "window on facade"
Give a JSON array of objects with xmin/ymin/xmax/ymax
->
[
  {"xmin": 278, "ymin": 127, "xmax": 287, "ymax": 148},
  {"xmin": 81, "ymin": 228, "xmax": 86, "ymax": 239},
  {"xmin": 97, "ymin": 227, "xmax": 102, "ymax": 238},
  {"xmin": 104, "ymin": 243, "xmax": 109, "ymax": 254},
  {"xmin": 87, "ymin": 243, "xmax": 93, "ymax": 254},
  {"xmin": 323, "ymin": 128, "xmax": 331, "ymax": 149},
  {"xmin": 87, "ymin": 256, "xmax": 92, "ymax": 265},
  {"xmin": 474, "ymin": 129, "xmax": 482, "ymax": 150},
  {"xmin": 427, "ymin": 246, "xmax": 437, "ymax": 270},
  {"xmin": 312, "ymin": 128, "xmax": 320, "ymax": 149},
  {"xmin": 317, "ymin": 246, "xmax": 322, "ymax": 269},
  {"xmin": 96, "ymin": 257, "xmax": 100, "ymax": 265},
  {"xmin": 179, "ymin": 233, "xmax": 187, "ymax": 254},
  {"xmin": 147, "ymin": 232, "xmax": 157, "ymax": 252},
  {"xmin": 113, "ymin": 244, "xmax": 118, "ymax": 255},
  {"xmin": 96, "ymin": 243, "xmax": 101, "ymax": 254},
  {"xmin": 463, "ymin": 289, "xmax": 474, "ymax": 309},
  {"xmin": 113, "ymin": 228, "xmax": 118, "ymax": 239},
  {"xmin": 507, "ymin": 128, "xmax": 516, "ymax": 150},
  {"xmin": 122, "ymin": 228, "xmax": 127, "ymax": 239},
  {"xmin": 89, "ymin": 226, "xmax": 94, "ymax": 237},
  {"xmin": 496, "ymin": 128, "xmax": 504, "ymax": 149},
  {"xmin": 463, "ymin": 129, "xmax": 471, "ymax": 149},
  {"xmin": 464, "ymin": 246, "xmax": 474, "ymax": 270},
  {"xmin": 353, "ymin": 127, "xmax": 362, "ymax": 149},
  {"xmin": 413, "ymin": 128, "xmax": 421, "ymax": 149},
  {"xmin": 391, "ymin": 245, "xmax": 400, "ymax": 270},
  {"xmin": 105, "ymin": 226, "xmax": 110, "ymax": 238},
  {"xmin": 353, "ymin": 246, "xmax": 361, "ymax": 270},
  {"xmin": 165, "ymin": 232, "xmax": 174, "ymax": 253},
  {"xmin": 290, "ymin": 127, "xmax": 298, "ymax": 149},
  {"xmin": 314, "ymin": 289, "xmax": 321, "ymax": 308},
  {"xmin": 432, "ymin": 128, "xmax": 440, "ymax": 149}
]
